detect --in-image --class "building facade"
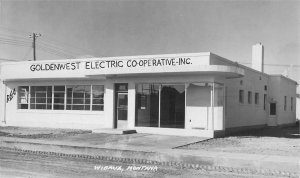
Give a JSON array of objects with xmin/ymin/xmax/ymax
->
[{"xmin": 0, "ymin": 45, "xmax": 297, "ymax": 137}]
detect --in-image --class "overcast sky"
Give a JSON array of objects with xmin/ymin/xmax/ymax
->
[{"xmin": 0, "ymin": 0, "xmax": 299, "ymax": 86}]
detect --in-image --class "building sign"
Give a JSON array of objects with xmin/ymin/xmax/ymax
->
[
  {"xmin": 29, "ymin": 57, "xmax": 192, "ymax": 72},
  {"xmin": 7, "ymin": 88, "xmax": 16, "ymax": 103},
  {"xmin": 2, "ymin": 54, "xmax": 222, "ymax": 80}
]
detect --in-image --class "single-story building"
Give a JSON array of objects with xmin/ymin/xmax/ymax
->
[{"xmin": 0, "ymin": 43, "xmax": 297, "ymax": 137}]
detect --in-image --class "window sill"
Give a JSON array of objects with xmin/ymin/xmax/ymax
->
[{"xmin": 16, "ymin": 109, "xmax": 104, "ymax": 115}]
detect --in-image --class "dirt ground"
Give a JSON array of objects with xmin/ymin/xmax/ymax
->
[
  {"xmin": 1, "ymin": 125, "xmax": 299, "ymax": 157},
  {"xmin": 0, "ymin": 148, "xmax": 276, "ymax": 178},
  {"xmin": 178, "ymin": 125, "xmax": 300, "ymax": 157},
  {"xmin": 0, "ymin": 126, "xmax": 92, "ymax": 139}
]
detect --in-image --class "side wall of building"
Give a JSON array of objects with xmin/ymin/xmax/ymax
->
[
  {"xmin": 268, "ymin": 76, "xmax": 297, "ymax": 125},
  {"xmin": 297, "ymin": 95, "xmax": 300, "ymax": 121},
  {"xmin": 0, "ymin": 65, "xmax": 6, "ymax": 126},
  {"xmin": 223, "ymin": 68, "xmax": 268, "ymax": 129}
]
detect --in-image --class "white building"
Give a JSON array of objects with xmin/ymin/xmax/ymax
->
[
  {"xmin": 297, "ymin": 94, "xmax": 300, "ymax": 121},
  {"xmin": 0, "ymin": 44, "xmax": 297, "ymax": 137}
]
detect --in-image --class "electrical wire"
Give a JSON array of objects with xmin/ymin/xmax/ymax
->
[
  {"xmin": 0, "ymin": 27, "xmax": 94, "ymax": 55},
  {"xmin": 38, "ymin": 45, "xmax": 74, "ymax": 58},
  {"xmin": 0, "ymin": 35, "xmax": 75, "ymax": 58},
  {"xmin": 22, "ymin": 47, "xmax": 32, "ymax": 61}
]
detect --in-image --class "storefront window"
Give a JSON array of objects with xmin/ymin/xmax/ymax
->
[
  {"xmin": 54, "ymin": 86, "xmax": 65, "ymax": 110},
  {"xmin": 17, "ymin": 84, "xmax": 104, "ymax": 111},
  {"xmin": 160, "ymin": 85, "xmax": 185, "ymax": 128},
  {"xmin": 135, "ymin": 84, "xmax": 159, "ymax": 127},
  {"xmin": 18, "ymin": 86, "xmax": 29, "ymax": 109},
  {"xmin": 135, "ymin": 84, "xmax": 185, "ymax": 128},
  {"xmin": 92, "ymin": 85, "xmax": 104, "ymax": 111},
  {"xmin": 30, "ymin": 86, "xmax": 52, "ymax": 110},
  {"xmin": 66, "ymin": 85, "xmax": 91, "ymax": 110}
]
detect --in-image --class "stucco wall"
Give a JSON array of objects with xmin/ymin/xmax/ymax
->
[
  {"xmin": 297, "ymin": 96, "xmax": 300, "ymax": 121},
  {"xmin": 0, "ymin": 65, "xmax": 5, "ymax": 126},
  {"xmin": 186, "ymin": 84, "xmax": 212, "ymax": 130},
  {"xmin": 4, "ymin": 80, "xmax": 110, "ymax": 130},
  {"xmin": 224, "ymin": 68, "xmax": 268, "ymax": 128},
  {"xmin": 2, "ymin": 74, "xmax": 222, "ymax": 131},
  {"xmin": 269, "ymin": 76, "xmax": 297, "ymax": 125}
]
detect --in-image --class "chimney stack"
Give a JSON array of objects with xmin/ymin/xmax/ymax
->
[{"xmin": 252, "ymin": 43, "xmax": 264, "ymax": 73}]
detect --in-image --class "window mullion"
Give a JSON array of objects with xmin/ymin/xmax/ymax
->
[
  {"xmin": 29, "ymin": 86, "xmax": 31, "ymax": 109},
  {"xmin": 72, "ymin": 86, "xmax": 74, "ymax": 110},
  {"xmin": 90, "ymin": 85, "xmax": 93, "ymax": 111},
  {"xmin": 64, "ymin": 85, "xmax": 67, "ymax": 110},
  {"xmin": 52, "ymin": 85, "xmax": 54, "ymax": 110}
]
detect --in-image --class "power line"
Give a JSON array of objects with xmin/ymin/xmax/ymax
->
[
  {"xmin": 38, "ymin": 45, "xmax": 74, "ymax": 58},
  {"xmin": 22, "ymin": 47, "xmax": 32, "ymax": 61},
  {"xmin": 0, "ymin": 27, "xmax": 93, "ymax": 56},
  {"xmin": 0, "ymin": 37, "xmax": 73, "ymax": 59},
  {"xmin": 40, "ymin": 37, "xmax": 94, "ymax": 55},
  {"xmin": 0, "ymin": 33, "xmax": 29, "ymax": 40},
  {"xmin": 0, "ymin": 41, "xmax": 31, "ymax": 47},
  {"xmin": 0, "ymin": 26, "xmax": 31, "ymax": 36},
  {"xmin": 0, "ymin": 37, "xmax": 31, "ymax": 44},
  {"xmin": 0, "ymin": 35, "xmax": 76, "ymax": 58},
  {"xmin": 37, "ymin": 41, "xmax": 79, "ymax": 57},
  {"xmin": 0, "ymin": 58, "xmax": 19, "ymax": 62}
]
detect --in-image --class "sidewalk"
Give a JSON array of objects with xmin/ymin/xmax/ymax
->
[{"xmin": 0, "ymin": 131, "xmax": 299, "ymax": 176}]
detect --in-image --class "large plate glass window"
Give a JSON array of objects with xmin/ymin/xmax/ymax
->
[
  {"xmin": 92, "ymin": 85, "xmax": 104, "ymax": 111},
  {"xmin": 160, "ymin": 85, "xmax": 185, "ymax": 128},
  {"xmin": 135, "ymin": 84, "xmax": 185, "ymax": 128},
  {"xmin": 66, "ymin": 85, "xmax": 91, "ymax": 110},
  {"xmin": 135, "ymin": 84, "xmax": 159, "ymax": 127},
  {"xmin": 54, "ymin": 86, "xmax": 65, "ymax": 110},
  {"xmin": 17, "ymin": 85, "xmax": 104, "ymax": 111},
  {"xmin": 30, "ymin": 86, "xmax": 52, "ymax": 110}
]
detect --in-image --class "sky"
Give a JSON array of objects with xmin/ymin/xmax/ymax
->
[{"xmin": 0, "ymin": 0, "xmax": 299, "ymax": 89}]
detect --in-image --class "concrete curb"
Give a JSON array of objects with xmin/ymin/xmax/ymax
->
[{"xmin": 0, "ymin": 140, "xmax": 299, "ymax": 177}]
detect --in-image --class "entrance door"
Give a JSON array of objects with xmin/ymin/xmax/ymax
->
[
  {"xmin": 117, "ymin": 93, "xmax": 128, "ymax": 121},
  {"xmin": 115, "ymin": 84, "xmax": 128, "ymax": 128},
  {"xmin": 268, "ymin": 102, "xmax": 277, "ymax": 126}
]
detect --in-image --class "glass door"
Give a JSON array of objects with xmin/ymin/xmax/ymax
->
[
  {"xmin": 115, "ymin": 83, "xmax": 128, "ymax": 128},
  {"xmin": 117, "ymin": 93, "xmax": 128, "ymax": 121}
]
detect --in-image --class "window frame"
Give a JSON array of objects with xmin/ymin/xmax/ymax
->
[
  {"xmin": 291, "ymin": 97, "xmax": 293, "ymax": 111},
  {"xmin": 248, "ymin": 91, "xmax": 252, "ymax": 104},
  {"xmin": 255, "ymin": 92, "xmax": 259, "ymax": 105},
  {"xmin": 30, "ymin": 86, "xmax": 53, "ymax": 110},
  {"xmin": 91, "ymin": 85, "xmax": 104, "ymax": 111},
  {"xmin": 66, "ymin": 85, "xmax": 91, "ymax": 111},
  {"xmin": 270, "ymin": 102, "xmax": 276, "ymax": 115},
  {"xmin": 18, "ymin": 84, "xmax": 104, "ymax": 111},
  {"xmin": 263, "ymin": 94, "xmax": 267, "ymax": 110},
  {"xmin": 239, "ymin": 90, "xmax": 244, "ymax": 104},
  {"xmin": 18, "ymin": 86, "xmax": 30, "ymax": 109},
  {"xmin": 284, "ymin": 96, "xmax": 287, "ymax": 111}
]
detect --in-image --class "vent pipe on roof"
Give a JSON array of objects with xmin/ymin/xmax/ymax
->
[{"xmin": 252, "ymin": 43, "xmax": 264, "ymax": 73}]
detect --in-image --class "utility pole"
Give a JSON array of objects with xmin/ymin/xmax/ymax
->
[{"xmin": 29, "ymin": 33, "xmax": 41, "ymax": 61}]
